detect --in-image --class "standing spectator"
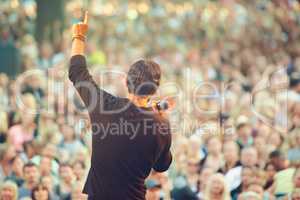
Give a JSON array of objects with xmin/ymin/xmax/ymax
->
[
  {"xmin": 203, "ymin": 173, "xmax": 231, "ymax": 200},
  {"xmin": 55, "ymin": 163, "xmax": 75, "ymax": 200},
  {"xmin": 241, "ymin": 147, "xmax": 258, "ymax": 168},
  {"xmin": 264, "ymin": 162, "xmax": 276, "ymax": 190},
  {"xmin": 236, "ymin": 116, "xmax": 253, "ymax": 149},
  {"xmin": 145, "ymin": 179, "xmax": 161, "ymax": 200},
  {"xmin": 0, "ymin": 144, "xmax": 16, "ymax": 183},
  {"xmin": 31, "ymin": 183, "xmax": 51, "ymax": 200},
  {"xmin": 7, "ymin": 94, "xmax": 37, "ymax": 152},
  {"xmin": 293, "ymin": 168, "xmax": 300, "ymax": 190},
  {"xmin": 197, "ymin": 167, "xmax": 214, "ymax": 199},
  {"xmin": 39, "ymin": 156, "xmax": 58, "ymax": 185},
  {"xmin": 203, "ymin": 136, "xmax": 223, "ymax": 171},
  {"xmin": 72, "ymin": 161, "xmax": 86, "ymax": 182},
  {"xmin": 21, "ymin": 141, "xmax": 36, "ymax": 162},
  {"xmin": 37, "ymin": 42, "xmax": 53, "ymax": 70},
  {"xmin": 290, "ymin": 189, "xmax": 300, "ymax": 200},
  {"xmin": 283, "ymin": 168, "xmax": 300, "ymax": 200},
  {"xmin": 0, "ymin": 28, "xmax": 21, "ymax": 78},
  {"xmin": 231, "ymin": 167, "xmax": 255, "ymax": 200},
  {"xmin": 288, "ymin": 129, "xmax": 300, "ymax": 164},
  {"xmin": 219, "ymin": 141, "xmax": 241, "ymax": 173},
  {"xmin": 0, "ymin": 180, "xmax": 18, "ymax": 200},
  {"xmin": 18, "ymin": 162, "xmax": 39, "ymax": 199},
  {"xmin": 58, "ymin": 125, "xmax": 84, "ymax": 159},
  {"xmin": 41, "ymin": 175, "xmax": 59, "ymax": 200},
  {"xmin": 270, "ymin": 151, "xmax": 295, "ymax": 198},
  {"xmin": 70, "ymin": 181, "xmax": 88, "ymax": 200},
  {"xmin": 5, "ymin": 155, "xmax": 24, "ymax": 187}
]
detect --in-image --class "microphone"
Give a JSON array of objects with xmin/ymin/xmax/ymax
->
[{"xmin": 155, "ymin": 100, "xmax": 169, "ymax": 111}]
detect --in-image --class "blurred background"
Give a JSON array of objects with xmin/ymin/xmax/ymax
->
[{"xmin": 0, "ymin": 0, "xmax": 300, "ymax": 200}]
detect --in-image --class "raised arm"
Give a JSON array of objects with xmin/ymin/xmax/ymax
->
[
  {"xmin": 69, "ymin": 11, "xmax": 98, "ymax": 108},
  {"xmin": 69, "ymin": 12, "xmax": 116, "ymax": 112}
]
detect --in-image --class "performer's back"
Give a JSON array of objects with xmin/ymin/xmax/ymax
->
[{"xmin": 69, "ymin": 55, "xmax": 172, "ymax": 200}]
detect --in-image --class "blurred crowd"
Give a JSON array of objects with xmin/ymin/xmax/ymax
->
[{"xmin": 1, "ymin": 0, "xmax": 300, "ymax": 200}]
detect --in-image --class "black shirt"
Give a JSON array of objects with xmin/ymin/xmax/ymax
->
[{"xmin": 69, "ymin": 55, "xmax": 172, "ymax": 200}]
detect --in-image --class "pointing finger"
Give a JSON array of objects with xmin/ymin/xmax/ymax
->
[{"xmin": 83, "ymin": 11, "xmax": 88, "ymax": 24}]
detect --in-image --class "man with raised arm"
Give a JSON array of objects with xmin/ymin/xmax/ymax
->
[{"xmin": 69, "ymin": 12, "xmax": 172, "ymax": 200}]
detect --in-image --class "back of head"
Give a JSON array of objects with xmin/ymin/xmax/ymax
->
[{"xmin": 126, "ymin": 59, "xmax": 161, "ymax": 96}]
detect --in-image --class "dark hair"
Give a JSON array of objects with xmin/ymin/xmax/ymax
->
[
  {"xmin": 290, "ymin": 72, "xmax": 300, "ymax": 88},
  {"xmin": 23, "ymin": 161, "xmax": 37, "ymax": 171},
  {"xmin": 269, "ymin": 150, "xmax": 285, "ymax": 160},
  {"xmin": 126, "ymin": 59, "xmax": 161, "ymax": 96},
  {"xmin": 23, "ymin": 141, "xmax": 34, "ymax": 152},
  {"xmin": 31, "ymin": 183, "xmax": 50, "ymax": 200}
]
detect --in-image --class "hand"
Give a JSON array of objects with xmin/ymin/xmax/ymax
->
[{"xmin": 72, "ymin": 11, "xmax": 89, "ymax": 41}]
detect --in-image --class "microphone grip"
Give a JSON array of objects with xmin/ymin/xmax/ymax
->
[{"xmin": 156, "ymin": 100, "xmax": 169, "ymax": 111}]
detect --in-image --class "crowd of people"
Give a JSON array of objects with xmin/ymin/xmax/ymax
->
[{"xmin": 0, "ymin": 0, "xmax": 300, "ymax": 199}]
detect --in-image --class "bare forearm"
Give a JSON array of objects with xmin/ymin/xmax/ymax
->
[{"xmin": 71, "ymin": 39, "xmax": 85, "ymax": 56}]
